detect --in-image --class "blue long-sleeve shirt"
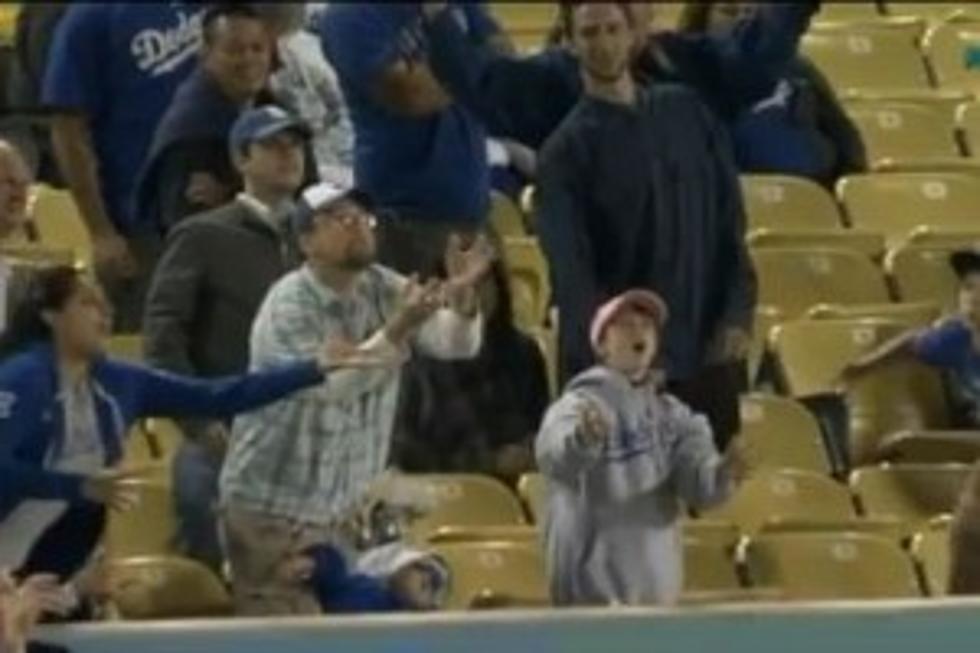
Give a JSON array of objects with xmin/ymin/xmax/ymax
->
[
  {"xmin": 424, "ymin": 1, "xmax": 820, "ymax": 149},
  {"xmin": 0, "ymin": 343, "xmax": 324, "ymax": 578}
]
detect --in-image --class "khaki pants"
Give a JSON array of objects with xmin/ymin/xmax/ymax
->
[{"xmin": 220, "ymin": 504, "xmax": 358, "ymax": 616}]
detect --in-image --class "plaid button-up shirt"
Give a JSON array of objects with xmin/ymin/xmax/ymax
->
[{"xmin": 220, "ymin": 264, "xmax": 482, "ymax": 526}]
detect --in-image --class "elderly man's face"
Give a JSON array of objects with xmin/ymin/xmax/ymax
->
[{"xmin": 0, "ymin": 143, "xmax": 31, "ymax": 239}]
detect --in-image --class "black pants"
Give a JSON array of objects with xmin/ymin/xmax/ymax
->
[{"xmin": 667, "ymin": 361, "xmax": 748, "ymax": 452}]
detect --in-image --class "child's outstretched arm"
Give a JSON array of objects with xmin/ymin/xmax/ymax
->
[
  {"xmin": 666, "ymin": 398, "xmax": 737, "ymax": 510},
  {"xmin": 535, "ymin": 392, "xmax": 612, "ymax": 484}
]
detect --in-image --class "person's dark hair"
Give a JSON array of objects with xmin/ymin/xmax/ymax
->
[
  {"xmin": 202, "ymin": 3, "xmax": 263, "ymax": 46},
  {"xmin": 0, "ymin": 265, "xmax": 81, "ymax": 360},
  {"xmin": 559, "ymin": 2, "xmax": 633, "ymax": 39}
]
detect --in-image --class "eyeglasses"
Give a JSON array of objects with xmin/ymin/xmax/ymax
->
[{"xmin": 328, "ymin": 212, "xmax": 377, "ymax": 230}]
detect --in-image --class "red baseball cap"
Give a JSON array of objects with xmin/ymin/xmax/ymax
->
[{"xmin": 589, "ymin": 289, "xmax": 669, "ymax": 351}]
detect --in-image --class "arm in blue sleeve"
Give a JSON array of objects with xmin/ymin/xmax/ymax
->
[
  {"xmin": 535, "ymin": 138, "xmax": 601, "ymax": 381},
  {"xmin": 129, "ymin": 360, "xmax": 325, "ymax": 420},
  {"xmin": 913, "ymin": 320, "xmax": 973, "ymax": 368},
  {"xmin": 0, "ymin": 379, "xmax": 85, "ymax": 502},
  {"xmin": 699, "ymin": 1, "xmax": 820, "ymax": 115},
  {"xmin": 319, "ymin": 5, "xmax": 408, "ymax": 99},
  {"xmin": 41, "ymin": 5, "xmax": 107, "ymax": 115},
  {"xmin": 424, "ymin": 8, "xmax": 573, "ymax": 146}
]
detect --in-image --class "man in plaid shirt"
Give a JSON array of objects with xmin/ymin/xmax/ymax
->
[{"xmin": 219, "ymin": 180, "xmax": 492, "ymax": 615}]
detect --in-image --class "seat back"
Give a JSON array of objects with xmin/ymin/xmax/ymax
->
[
  {"xmin": 838, "ymin": 172, "xmax": 980, "ymax": 248},
  {"xmin": 489, "ymin": 190, "xmax": 527, "ymax": 238},
  {"xmin": 886, "ymin": 2, "xmax": 980, "ymax": 23},
  {"xmin": 802, "ymin": 25, "xmax": 930, "ymax": 93},
  {"xmin": 502, "ymin": 236, "xmax": 551, "ymax": 330},
  {"xmin": 911, "ymin": 516, "xmax": 953, "ymax": 596},
  {"xmin": 517, "ymin": 472, "xmax": 546, "ymax": 524},
  {"xmin": 886, "ymin": 244, "xmax": 961, "ymax": 307},
  {"xmin": 704, "ymin": 469, "xmax": 855, "ymax": 534},
  {"xmin": 108, "ymin": 555, "xmax": 232, "ymax": 619},
  {"xmin": 408, "ymin": 474, "xmax": 527, "ymax": 537},
  {"xmin": 924, "ymin": 21, "xmax": 980, "ymax": 95},
  {"xmin": 747, "ymin": 230, "xmax": 885, "ymax": 260},
  {"xmin": 106, "ymin": 334, "xmax": 144, "ymax": 363},
  {"xmin": 105, "ymin": 480, "xmax": 178, "ymax": 559},
  {"xmin": 30, "ymin": 184, "xmax": 92, "ymax": 269},
  {"xmin": 743, "ymin": 532, "xmax": 922, "ymax": 599},
  {"xmin": 739, "ymin": 394, "xmax": 831, "ymax": 474},
  {"xmin": 805, "ymin": 301, "xmax": 940, "ymax": 326},
  {"xmin": 430, "ymin": 541, "xmax": 550, "ymax": 609},
  {"xmin": 752, "ymin": 248, "xmax": 890, "ymax": 318},
  {"xmin": 851, "ymin": 463, "xmax": 971, "ymax": 524},
  {"xmin": 684, "ymin": 538, "xmax": 741, "ymax": 593},
  {"xmin": 739, "ymin": 175, "xmax": 843, "ymax": 231},
  {"xmin": 844, "ymin": 101, "xmax": 961, "ymax": 164}
]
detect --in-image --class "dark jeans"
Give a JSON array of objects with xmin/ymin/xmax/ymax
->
[
  {"xmin": 667, "ymin": 361, "xmax": 748, "ymax": 452},
  {"xmin": 172, "ymin": 440, "xmax": 224, "ymax": 574}
]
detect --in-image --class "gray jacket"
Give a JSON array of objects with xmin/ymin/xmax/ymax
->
[
  {"xmin": 142, "ymin": 198, "xmax": 299, "ymax": 440},
  {"xmin": 535, "ymin": 366, "xmax": 733, "ymax": 607}
]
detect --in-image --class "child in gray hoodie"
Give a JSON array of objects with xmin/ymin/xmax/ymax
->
[{"xmin": 536, "ymin": 289, "xmax": 749, "ymax": 606}]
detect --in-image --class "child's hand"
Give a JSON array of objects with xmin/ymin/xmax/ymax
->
[
  {"xmin": 722, "ymin": 436, "xmax": 754, "ymax": 485},
  {"xmin": 575, "ymin": 399, "xmax": 610, "ymax": 449}
]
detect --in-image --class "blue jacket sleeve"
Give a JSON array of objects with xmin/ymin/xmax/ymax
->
[
  {"xmin": 305, "ymin": 545, "xmax": 403, "ymax": 613},
  {"xmin": 913, "ymin": 320, "xmax": 973, "ymax": 368},
  {"xmin": 424, "ymin": 9, "xmax": 578, "ymax": 147},
  {"xmin": 126, "ymin": 359, "xmax": 325, "ymax": 420},
  {"xmin": 535, "ymin": 135, "xmax": 601, "ymax": 383},
  {"xmin": 657, "ymin": 1, "xmax": 819, "ymax": 121},
  {"xmin": 0, "ymin": 376, "xmax": 86, "ymax": 503}
]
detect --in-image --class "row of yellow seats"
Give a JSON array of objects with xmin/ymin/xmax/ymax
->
[{"xmin": 104, "ymin": 516, "xmax": 953, "ymax": 620}]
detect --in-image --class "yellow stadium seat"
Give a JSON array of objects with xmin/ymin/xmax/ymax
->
[
  {"xmin": 124, "ymin": 419, "xmax": 183, "ymax": 469},
  {"xmin": 911, "ymin": 515, "xmax": 953, "ymax": 596},
  {"xmin": 489, "ymin": 190, "xmax": 527, "ymax": 238},
  {"xmin": 844, "ymin": 101, "xmax": 963, "ymax": 167},
  {"xmin": 956, "ymin": 101, "xmax": 980, "ymax": 154},
  {"xmin": 885, "ymin": 244, "xmax": 961, "ymax": 307},
  {"xmin": 924, "ymin": 21, "xmax": 980, "ymax": 95},
  {"xmin": 489, "ymin": 2, "xmax": 557, "ymax": 32},
  {"xmin": 845, "ymin": 89, "xmax": 972, "ymax": 120},
  {"xmin": 738, "ymin": 394, "xmax": 831, "ymax": 474},
  {"xmin": 741, "ymin": 532, "xmax": 922, "ymax": 599},
  {"xmin": 877, "ymin": 430, "xmax": 980, "ymax": 463},
  {"xmin": 838, "ymin": 172, "xmax": 980, "ymax": 248},
  {"xmin": 524, "ymin": 324, "xmax": 557, "ymax": 399},
  {"xmin": 106, "ymin": 334, "xmax": 144, "ymax": 362},
  {"xmin": 850, "ymin": 463, "xmax": 971, "ymax": 525},
  {"xmin": 804, "ymin": 301, "xmax": 940, "ymax": 326},
  {"xmin": 0, "ymin": 244, "xmax": 76, "ymax": 268},
  {"xmin": 430, "ymin": 541, "xmax": 550, "ymax": 610},
  {"xmin": 0, "ymin": 4, "xmax": 20, "ymax": 47},
  {"xmin": 802, "ymin": 25, "xmax": 930, "ymax": 94},
  {"xmin": 747, "ymin": 230, "xmax": 885, "ymax": 260},
  {"xmin": 517, "ymin": 472, "xmax": 545, "ymax": 524},
  {"xmin": 703, "ymin": 469, "xmax": 856, "ymax": 534},
  {"xmin": 105, "ymin": 479, "xmax": 177, "ymax": 559},
  {"xmin": 740, "ymin": 175, "xmax": 843, "ymax": 231},
  {"xmin": 815, "ymin": 2, "xmax": 883, "ymax": 24},
  {"xmin": 30, "ymin": 184, "xmax": 93, "ymax": 269},
  {"xmin": 426, "ymin": 525, "xmax": 538, "ymax": 545},
  {"xmin": 108, "ymin": 555, "xmax": 232, "ymax": 619},
  {"xmin": 502, "ymin": 236, "xmax": 550, "ymax": 330},
  {"xmin": 408, "ymin": 474, "xmax": 527, "ymax": 538},
  {"xmin": 885, "ymin": 3, "xmax": 980, "ymax": 24},
  {"xmin": 684, "ymin": 519, "xmax": 742, "ymax": 548},
  {"xmin": 758, "ymin": 517, "xmax": 908, "ymax": 543},
  {"xmin": 684, "ymin": 539, "xmax": 741, "ymax": 593},
  {"xmin": 752, "ymin": 248, "xmax": 890, "ymax": 318}
]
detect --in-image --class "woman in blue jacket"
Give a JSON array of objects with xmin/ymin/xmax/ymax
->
[{"xmin": 0, "ymin": 265, "xmax": 376, "ymax": 583}]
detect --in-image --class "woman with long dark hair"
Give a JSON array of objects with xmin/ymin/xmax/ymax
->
[
  {"xmin": 0, "ymin": 265, "xmax": 378, "ymax": 582},
  {"xmin": 391, "ymin": 256, "xmax": 549, "ymax": 485}
]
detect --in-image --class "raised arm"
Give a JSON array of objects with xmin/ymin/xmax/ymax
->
[{"xmin": 535, "ymin": 391, "xmax": 611, "ymax": 485}]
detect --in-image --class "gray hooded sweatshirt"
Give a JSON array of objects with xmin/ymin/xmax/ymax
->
[{"xmin": 535, "ymin": 366, "xmax": 734, "ymax": 606}]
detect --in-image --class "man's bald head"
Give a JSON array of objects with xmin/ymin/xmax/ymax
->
[{"xmin": 0, "ymin": 140, "xmax": 32, "ymax": 239}]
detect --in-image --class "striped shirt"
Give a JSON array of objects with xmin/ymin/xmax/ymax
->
[{"xmin": 219, "ymin": 264, "xmax": 482, "ymax": 525}]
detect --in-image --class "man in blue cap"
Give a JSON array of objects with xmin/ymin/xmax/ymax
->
[{"xmin": 142, "ymin": 105, "xmax": 310, "ymax": 571}]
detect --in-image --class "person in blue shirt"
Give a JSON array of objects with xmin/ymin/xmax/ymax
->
[
  {"xmin": 843, "ymin": 248, "xmax": 980, "ymax": 428},
  {"xmin": 318, "ymin": 3, "xmax": 505, "ymax": 276},
  {"xmin": 42, "ymin": 3, "xmax": 207, "ymax": 331},
  {"xmin": 0, "ymin": 265, "xmax": 382, "ymax": 585},
  {"xmin": 419, "ymin": 1, "xmax": 819, "ymax": 152}
]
